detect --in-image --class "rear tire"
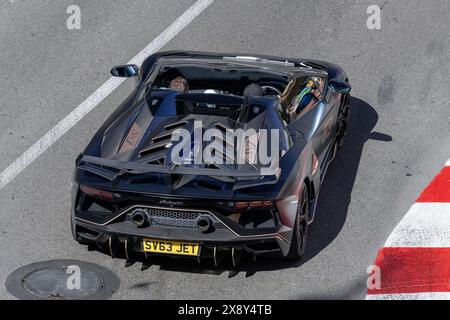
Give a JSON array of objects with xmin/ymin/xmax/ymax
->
[
  {"xmin": 286, "ymin": 183, "xmax": 309, "ymax": 260},
  {"xmin": 336, "ymin": 95, "xmax": 350, "ymax": 148}
]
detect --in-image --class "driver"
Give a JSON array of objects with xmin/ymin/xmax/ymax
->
[
  {"xmin": 293, "ymin": 77, "xmax": 324, "ymax": 115},
  {"xmin": 280, "ymin": 77, "xmax": 324, "ymax": 121},
  {"xmin": 168, "ymin": 76, "xmax": 190, "ymax": 93}
]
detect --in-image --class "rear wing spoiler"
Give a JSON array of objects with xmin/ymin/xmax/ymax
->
[{"xmin": 77, "ymin": 156, "xmax": 281, "ymax": 189}]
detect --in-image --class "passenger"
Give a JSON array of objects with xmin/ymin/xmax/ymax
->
[{"xmin": 168, "ymin": 76, "xmax": 190, "ymax": 93}]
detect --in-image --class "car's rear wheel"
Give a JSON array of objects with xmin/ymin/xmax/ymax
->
[
  {"xmin": 286, "ymin": 183, "xmax": 309, "ymax": 260},
  {"xmin": 336, "ymin": 94, "xmax": 350, "ymax": 148}
]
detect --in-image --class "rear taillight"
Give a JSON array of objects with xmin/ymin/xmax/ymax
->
[
  {"xmin": 227, "ymin": 201, "xmax": 274, "ymax": 211},
  {"xmin": 80, "ymin": 185, "xmax": 114, "ymax": 201},
  {"xmin": 250, "ymin": 201, "xmax": 266, "ymax": 208},
  {"xmin": 235, "ymin": 202, "xmax": 249, "ymax": 210}
]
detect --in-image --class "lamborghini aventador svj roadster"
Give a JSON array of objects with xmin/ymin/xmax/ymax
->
[{"xmin": 71, "ymin": 51, "xmax": 351, "ymax": 263}]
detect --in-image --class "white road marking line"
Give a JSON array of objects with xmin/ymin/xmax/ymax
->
[
  {"xmin": 0, "ymin": 0, "xmax": 215, "ymax": 190},
  {"xmin": 366, "ymin": 292, "xmax": 450, "ymax": 300},
  {"xmin": 384, "ymin": 203, "xmax": 450, "ymax": 248},
  {"xmin": 445, "ymin": 159, "xmax": 450, "ymax": 166}
]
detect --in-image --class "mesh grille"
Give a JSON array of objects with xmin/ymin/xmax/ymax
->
[{"xmin": 130, "ymin": 207, "xmax": 225, "ymax": 229}]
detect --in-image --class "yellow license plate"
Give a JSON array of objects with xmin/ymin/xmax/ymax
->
[{"xmin": 142, "ymin": 239, "xmax": 200, "ymax": 256}]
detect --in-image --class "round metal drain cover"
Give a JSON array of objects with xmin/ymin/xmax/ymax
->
[{"xmin": 5, "ymin": 260, "xmax": 120, "ymax": 300}]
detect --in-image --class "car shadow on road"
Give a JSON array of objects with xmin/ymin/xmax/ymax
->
[
  {"xmin": 302, "ymin": 96, "xmax": 392, "ymax": 264},
  {"xmin": 90, "ymin": 97, "xmax": 391, "ymax": 277}
]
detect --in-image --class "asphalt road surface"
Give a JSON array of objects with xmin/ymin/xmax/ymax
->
[{"xmin": 0, "ymin": 0, "xmax": 449, "ymax": 300}]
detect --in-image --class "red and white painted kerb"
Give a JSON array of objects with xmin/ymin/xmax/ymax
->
[{"xmin": 366, "ymin": 160, "xmax": 450, "ymax": 300}]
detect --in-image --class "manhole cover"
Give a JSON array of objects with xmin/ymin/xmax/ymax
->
[{"xmin": 5, "ymin": 260, "xmax": 120, "ymax": 300}]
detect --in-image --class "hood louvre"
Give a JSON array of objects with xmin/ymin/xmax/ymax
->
[{"xmin": 139, "ymin": 120, "xmax": 189, "ymax": 160}]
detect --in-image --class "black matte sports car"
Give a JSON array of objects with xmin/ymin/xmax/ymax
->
[{"xmin": 71, "ymin": 51, "xmax": 351, "ymax": 264}]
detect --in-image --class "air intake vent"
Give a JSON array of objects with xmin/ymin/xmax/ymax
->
[
  {"xmin": 139, "ymin": 121, "xmax": 188, "ymax": 160},
  {"xmin": 164, "ymin": 121, "xmax": 187, "ymax": 131},
  {"xmin": 140, "ymin": 141, "xmax": 169, "ymax": 156}
]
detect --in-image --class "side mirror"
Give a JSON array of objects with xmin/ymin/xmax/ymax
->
[
  {"xmin": 110, "ymin": 64, "xmax": 139, "ymax": 78},
  {"xmin": 328, "ymin": 79, "xmax": 352, "ymax": 94}
]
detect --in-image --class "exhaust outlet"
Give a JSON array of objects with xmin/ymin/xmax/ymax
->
[
  {"xmin": 131, "ymin": 209, "xmax": 149, "ymax": 227},
  {"xmin": 196, "ymin": 215, "xmax": 214, "ymax": 233}
]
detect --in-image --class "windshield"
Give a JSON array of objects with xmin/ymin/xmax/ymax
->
[{"xmin": 143, "ymin": 61, "xmax": 289, "ymax": 97}]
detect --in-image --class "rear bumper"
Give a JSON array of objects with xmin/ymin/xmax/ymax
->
[
  {"xmin": 73, "ymin": 216, "xmax": 293, "ymax": 260},
  {"xmin": 71, "ymin": 179, "xmax": 297, "ymax": 261}
]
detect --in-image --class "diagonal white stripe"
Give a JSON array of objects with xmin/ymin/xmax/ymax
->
[
  {"xmin": 366, "ymin": 292, "xmax": 450, "ymax": 300},
  {"xmin": 0, "ymin": 0, "xmax": 215, "ymax": 190},
  {"xmin": 384, "ymin": 203, "xmax": 450, "ymax": 247},
  {"xmin": 446, "ymin": 159, "xmax": 450, "ymax": 167}
]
